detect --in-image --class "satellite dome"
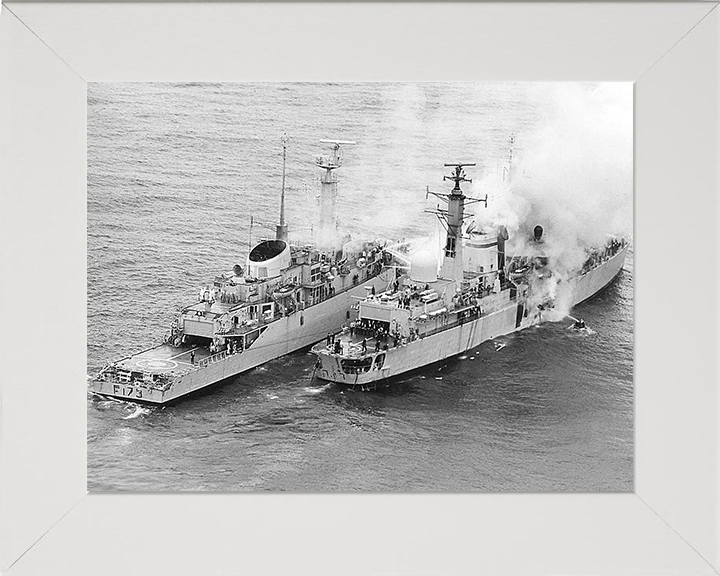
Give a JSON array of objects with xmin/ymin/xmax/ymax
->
[{"xmin": 409, "ymin": 250, "xmax": 438, "ymax": 283}]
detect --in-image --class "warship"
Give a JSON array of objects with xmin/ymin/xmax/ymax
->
[
  {"xmin": 90, "ymin": 138, "xmax": 394, "ymax": 403},
  {"xmin": 311, "ymin": 162, "xmax": 628, "ymax": 388}
]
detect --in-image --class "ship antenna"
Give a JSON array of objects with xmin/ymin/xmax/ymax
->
[
  {"xmin": 503, "ymin": 134, "xmax": 515, "ymax": 182},
  {"xmin": 280, "ymin": 134, "xmax": 287, "ymax": 226},
  {"xmin": 276, "ymin": 133, "xmax": 290, "ymax": 243},
  {"xmin": 443, "ymin": 163, "xmax": 473, "ymax": 193},
  {"xmin": 248, "ymin": 215, "xmax": 254, "ymax": 253}
]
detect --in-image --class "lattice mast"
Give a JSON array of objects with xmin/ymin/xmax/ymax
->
[{"xmin": 503, "ymin": 135, "xmax": 515, "ymax": 183}]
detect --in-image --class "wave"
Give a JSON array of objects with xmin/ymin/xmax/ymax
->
[
  {"xmin": 123, "ymin": 405, "xmax": 153, "ymax": 420},
  {"xmin": 302, "ymin": 384, "xmax": 331, "ymax": 395}
]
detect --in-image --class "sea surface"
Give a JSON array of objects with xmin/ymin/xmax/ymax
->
[{"xmin": 87, "ymin": 83, "xmax": 633, "ymax": 491}]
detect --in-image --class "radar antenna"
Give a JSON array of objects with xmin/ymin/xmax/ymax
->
[
  {"xmin": 316, "ymin": 139, "xmax": 356, "ymax": 171},
  {"xmin": 443, "ymin": 163, "xmax": 476, "ymax": 193},
  {"xmin": 427, "ymin": 162, "xmax": 486, "ymax": 216}
]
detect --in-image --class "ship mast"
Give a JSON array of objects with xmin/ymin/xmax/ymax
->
[
  {"xmin": 426, "ymin": 163, "xmax": 485, "ymax": 285},
  {"xmin": 502, "ymin": 134, "xmax": 515, "ymax": 183},
  {"xmin": 315, "ymin": 139, "xmax": 356, "ymax": 250},
  {"xmin": 275, "ymin": 133, "xmax": 289, "ymax": 243}
]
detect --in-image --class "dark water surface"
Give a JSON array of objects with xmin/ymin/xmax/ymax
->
[{"xmin": 87, "ymin": 83, "xmax": 633, "ymax": 491}]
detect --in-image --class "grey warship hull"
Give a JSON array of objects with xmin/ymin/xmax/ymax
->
[
  {"xmin": 313, "ymin": 246, "xmax": 627, "ymax": 387},
  {"xmin": 91, "ymin": 270, "xmax": 391, "ymax": 403}
]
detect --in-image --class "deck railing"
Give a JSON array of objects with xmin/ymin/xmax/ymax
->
[
  {"xmin": 173, "ymin": 347, "xmax": 243, "ymax": 377},
  {"xmin": 338, "ymin": 299, "xmax": 510, "ymax": 358},
  {"xmin": 99, "ymin": 370, "xmax": 173, "ymax": 391}
]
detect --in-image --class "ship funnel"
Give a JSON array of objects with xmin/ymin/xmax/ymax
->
[{"xmin": 533, "ymin": 225, "xmax": 544, "ymax": 242}]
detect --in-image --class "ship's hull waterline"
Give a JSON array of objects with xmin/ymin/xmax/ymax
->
[
  {"xmin": 90, "ymin": 272, "xmax": 391, "ymax": 403},
  {"xmin": 314, "ymin": 247, "xmax": 628, "ymax": 387}
]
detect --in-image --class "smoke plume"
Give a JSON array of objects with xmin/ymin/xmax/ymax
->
[{"xmin": 471, "ymin": 83, "xmax": 633, "ymax": 317}]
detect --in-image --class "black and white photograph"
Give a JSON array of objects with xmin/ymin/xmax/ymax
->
[{"xmin": 87, "ymin": 82, "xmax": 633, "ymax": 492}]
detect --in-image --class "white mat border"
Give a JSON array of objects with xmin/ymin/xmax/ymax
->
[{"xmin": 0, "ymin": 3, "xmax": 718, "ymax": 575}]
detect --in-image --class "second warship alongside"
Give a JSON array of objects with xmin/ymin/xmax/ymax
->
[
  {"xmin": 311, "ymin": 162, "xmax": 628, "ymax": 388},
  {"xmin": 90, "ymin": 139, "xmax": 394, "ymax": 403}
]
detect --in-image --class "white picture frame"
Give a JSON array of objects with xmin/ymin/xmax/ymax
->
[{"xmin": 1, "ymin": 2, "xmax": 718, "ymax": 575}]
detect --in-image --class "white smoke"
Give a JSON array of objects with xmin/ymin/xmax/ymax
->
[
  {"xmin": 302, "ymin": 82, "xmax": 633, "ymax": 320},
  {"xmin": 471, "ymin": 83, "xmax": 633, "ymax": 318}
]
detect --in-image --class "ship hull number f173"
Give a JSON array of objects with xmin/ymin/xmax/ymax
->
[{"xmin": 113, "ymin": 385, "xmax": 143, "ymax": 399}]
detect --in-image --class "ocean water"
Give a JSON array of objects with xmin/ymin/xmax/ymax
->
[{"xmin": 87, "ymin": 83, "xmax": 633, "ymax": 492}]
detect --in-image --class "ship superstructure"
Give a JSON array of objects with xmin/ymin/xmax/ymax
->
[
  {"xmin": 90, "ymin": 138, "xmax": 394, "ymax": 403},
  {"xmin": 311, "ymin": 163, "xmax": 628, "ymax": 388}
]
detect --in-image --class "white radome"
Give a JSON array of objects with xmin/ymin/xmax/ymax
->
[{"xmin": 409, "ymin": 249, "xmax": 439, "ymax": 283}]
